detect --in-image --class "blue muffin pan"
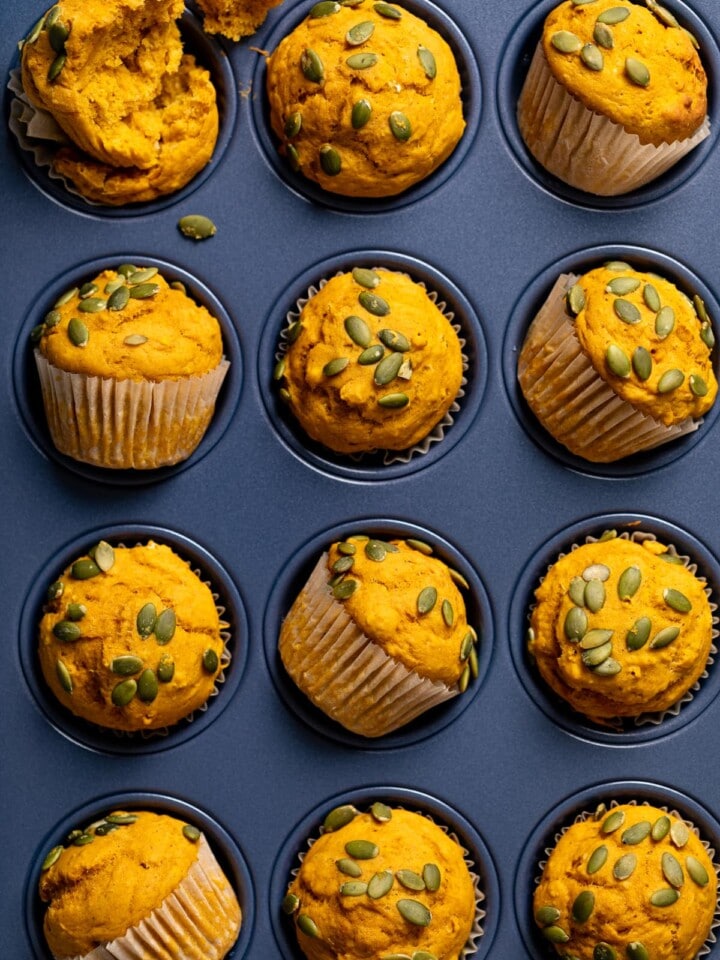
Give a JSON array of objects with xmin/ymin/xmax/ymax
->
[{"xmin": 3, "ymin": 0, "xmax": 720, "ymax": 957}]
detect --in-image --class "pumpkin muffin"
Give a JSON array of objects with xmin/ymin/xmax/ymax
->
[
  {"xmin": 39, "ymin": 809, "xmax": 241, "ymax": 959},
  {"xmin": 518, "ymin": 261, "xmax": 717, "ymax": 462},
  {"xmin": 528, "ymin": 534, "xmax": 714, "ymax": 724},
  {"xmin": 19, "ymin": 0, "xmax": 218, "ymax": 205},
  {"xmin": 279, "ymin": 534, "xmax": 479, "ymax": 737},
  {"xmin": 38, "ymin": 540, "xmax": 227, "ymax": 731},
  {"xmin": 534, "ymin": 802, "xmax": 717, "ymax": 960},
  {"xmin": 517, "ymin": 0, "xmax": 709, "ymax": 195},
  {"xmin": 276, "ymin": 267, "xmax": 464, "ymax": 456},
  {"xmin": 32, "ymin": 263, "xmax": 229, "ymax": 469},
  {"xmin": 283, "ymin": 804, "xmax": 477, "ymax": 960},
  {"xmin": 196, "ymin": 0, "xmax": 284, "ymax": 40},
  {"xmin": 265, "ymin": 0, "xmax": 465, "ymax": 197}
]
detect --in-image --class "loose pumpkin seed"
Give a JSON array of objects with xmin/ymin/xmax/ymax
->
[
  {"xmin": 584, "ymin": 579, "xmax": 606, "ymax": 613},
  {"xmin": 621, "ymin": 821, "xmax": 651, "ymax": 844},
  {"xmin": 136, "ymin": 602, "xmax": 157, "ymax": 638},
  {"xmin": 71, "ymin": 558, "xmax": 100, "ymax": 580},
  {"xmin": 582, "ymin": 641, "xmax": 613, "ymax": 667},
  {"xmin": 643, "ymin": 284, "xmax": 661, "ymax": 312},
  {"xmin": 368, "ymin": 870, "xmax": 394, "ymax": 898},
  {"xmin": 617, "ymin": 566, "xmax": 641, "ymax": 599},
  {"xmin": 614, "ymin": 298, "xmax": 641, "ymax": 324},
  {"xmin": 535, "ymin": 905, "xmax": 561, "ymax": 926},
  {"xmin": 397, "ymin": 869, "xmax": 425, "ymax": 891},
  {"xmin": 583, "ymin": 563, "xmax": 610, "ymax": 582},
  {"xmin": 374, "ymin": 352, "xmax": 404, "ymax": 385},
  {"xmin": 345, "ymin": 839, "xmax": 379, "ymax": 859},
  {"xmin": 564, "ymin": 606, "xmax": 588, "ymax": 641},
  {"xmin": 541, "ymin": 926, "xmax": 569, "ymax": 944},
  {"xmin": 650, "ymin": 625, "xmax": 680, "ymax": 649},
  {"xmin": 56, "ymin": 659, "xmax": 72, "ymax": 693},
  {"xmin": 569, "ymin": 576, "xmax": 586, "ymax": 606},
  {"xmin": 347, "ymin": 52, "xmax": 378, "ymax": 69},
  {"xmin": 352, "ymin": 98, "xmax": 372, "ymax": 128},
  {"xmin": 78, "ymin": 297, "xmax": 107, "ymax": 313},
  {"xmin": 626, "ymin": 57, "xmax": 650, "ymax": 86},
  {"xmin": 53, "ymin": 620, "xmax": 81, "ymax": 642},
  {"xmin": 423, "ymin": 862, "xmax": 441, "ymax": 891},
  {"xmin": 626, "ymin": 616, "xmax": 651, "ymax": 650},
  {"xmin": 657, "ymin": 369, "xmax": 684, "ymax": 394},
  {"xmin": 397, "ymin": 899, "xmax": 431, "ymax": 926},
  {"xmin": 282, "ymin": 893, "xmax": 300, "ymax": 914},
  {"xmin": 662, "ymin": 851, "xmax": 684, "ymax": 888},
  {"xmin": 42, "ymin": 846, "xmax": 64, "ymax": 870},
  {"xmin": 626, "ymin": 943, "xmax": 649, "ymax": 960},
  {"xmin": 111, "ymin": 679, "xmax": 137, "ymax": 707},
  {"xmin": 613, "ymin": 852, "xmax": 637, "ymax": 879},
  {"xmin": 297, "ymin": 914, "xmax": 319, "ymax": 937},
  {"xmin": 551, "ymin": 30, "xmax": 582, "ymax": 52},
  {"xmin": 690, "ymin": 374, "xmax": 709, "ymax": 397},
  {"xmin": 320, "ymin": 144, "xmax": 342, "ymax": 176},
  {"xmin": 650, "ymin": 888, "xmax": 679, "ymax": 907},
  {"xmin": 347, "ymin": 20, "xmax": 374, "ymax": 44},
  {"xmin": 359, "ymin": 290, "xmax": 390, "ymax": 316},
  {"xmin": 579, "ymin": 628, "xmax": 614, "ymax": 649},
  {"xmin": 417, "ymin": 45, "xmax": 437, "ymax": 79},
  {"xmin": 129, "ymin": 283, "xmax": 159, "ymax": 300},
  {"xmin": 68, "ymin": 318, "xmax": 89, "ymax": 347},
  {"xmin": 203, "ymin": 649, "xmax": 219, "ymax": 673},
  {"xmin": 663, "ymin": 588, "xmax": 691, "ymax": 613},
  {"xmin": 341, "ymin": 880, "xmax": 368, "ymax": 895},
  {"xmin": 94, "ymin": 541, "xmax": 114, "ymax": 573},
  {"xmin": 594, "ymin": 944, "xmax": 616, "ymax": 960},
  {"xmin": 323, "ymin": 357, "xmax": 349, "ymax": 377},
  {"xmin": 441, "ymin": 599, "xmax": 454, "ymax": 627},
  {"xmin": 333, "ymin": 578, "xmax": 358, "ymax": 599},
  {"xmin": 154, "ymin": 609, "xmax": 176, "ymax": 645},
  {"xmin": 651, "ymin": 815, "xmax": 671, "ymax": 841},
  {"xmin": 632, "ymin": 346, "xmax": 652, "ymax": 381},
  {"xmin": 602, "ymin": 810, "xmax": 625, "ymax": 833},
  {"xmin": 606, "ymin": 344, "xmax": 631, "ymax": 377},
  {"xmin": 581, "ymin": 43, "xmax": 604, "ymax": 70},
  {"xmin": 655, "ymin": 305, "xmax": 675, "ymax": 339},
  {"xmin": 598, "ymin": 6, "xmax": 631, "ymax": 23},
  {"xmin": 389, "ymin": 111, "xmax": 412, "ymax": 141},
  {"xmin": 310, "ymin": 0, "xmax": 340, "ymax": 15},
  {"xmin": 324, "ymin": 804, "xmax": 358, "ymax": 832},
  {"xmin": 686, "ymin": 855, "xmax": 710, "ymax": 886},
  {"xmin": 157, "ymin": 656, "xmax": 175, "ymax": 683},
  {"xmin": 607, "ymin": 277, "xmax": 640, "ymax": 295},
  {"xmin": 301, "ymin": 49, "xmax": 324, "ymax": 83},
  {"xmin": 371, "ymin": 801, "xmax": 392, "ymax": 822},
  {"xmin": 418, "ymin": 586, "xmax": 437, "ymax": 614},
  {"xmin": 178, "ymin": 213, "xmax": 218, "ymax": 240},
  {"xmin": 374, "ymin": 2, "xmax": 402, "ymax": 18},
  {"xmin": 587, "ymin": 845, "xmax": 608, "ymax": 874},
  {"xmin": 111, "ymin": 655, "xmax": 143, "ymax": 676},
  {"xmin": 137, "ymin": 668, "xmax": 158, "ymax": 702},
  {"xmin": 338, "ymin": 542, "xmax": 357, "ymax": 556},
  {"xmin": 378, "ymin": 392, "xmax": 409, "ymax": 408},
  {"xmin": 670, "ymin": 820, "xmax": 689, "ymax": 848},
  {"xmin": 48, "ymin": 52, "xmax": 66, "ymax": 82}
]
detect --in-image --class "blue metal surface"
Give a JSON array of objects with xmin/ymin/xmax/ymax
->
[{"xmin": 3, "ymin": 0, "xmax": 720, "ymax": 957}]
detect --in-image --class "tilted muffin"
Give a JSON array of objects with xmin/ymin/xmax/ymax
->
[
  {"xmin": 19, "ymin": 0, "xmax": 218, "ymax": 204},
  {"xmin": 277, "ymin": 267, "xmax": 464, "ymax": 456},
  {"xmin": 517, "ymin": 0, "xmax": 709, "ymax": 195},
  {"xmin": 266, "ymin": 0, "xmax": 465, "ymax": 197},
  {"xmin": 32, "ymin": 263, "xmax": 229, "ymax": 469},
  {"xmin": 196, "ymin": 0, "xmax": 284, "ymax": 40},
  {"xmin": 38, "ymin": 540, "xmax": 227, "ymax": 731},
  {"xmin": 528, "ymin": 534, "xmax": 714, "ymax": 724},
  {"xmin": 534, "ymin": 802, "xmax": 717, "ymax": 960},
  {"xmin": 279, "ymin": 534, "xmax": 479, "ymax": 737},
  {"xmin": 39, "ymin": 809, "xmax": 241, "ymax": 959},
  {"xmin": 283, "ymin": 804, "xmax": 477, "ymax": 960},
  {"xmin": 518, "ymin": 261, "xmax": 717, "ymax": 462}
]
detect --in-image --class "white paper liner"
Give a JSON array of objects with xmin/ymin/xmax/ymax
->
[
  {"xmin": 528, "ymin": 529, "xmax": 718, "ymax": 730},
  {"xmin": 276, "ymin": 270, "xmax": 468, "ymax": 466},
  {"xmin": 58, "ymin": 835, "xmax": 241, "ymax": 960},
  {"xmin": 279, "ymin": 553, "xmax": 459, "ymax": 737},
  {"xmin": 517, "ymin": 272, "xmax": 701, "ymax": 462},
  {"xmin": 291, "ymin": 806, "xmax": 484, "ymax": 959},
  {"xmin": 34, "ymin": 350, "xmax": 229, "ymax": 470},
  {"xmin": 535, "ymin": 799, "xmax": 720, "ymax": 960},
  {"xmin": 517, "ymin": 45, "xmax": 711, "ymax": 196}
]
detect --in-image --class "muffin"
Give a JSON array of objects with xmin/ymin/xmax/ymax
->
[
  {"xmin": 265, "ymin": 0, "xmax": 465, "ymax": 197},
  {"xmin": 279, "ymin": 534, "xmax": 479, "ymax": 737},
  {"xmin": 38, "ymin": 540, "xmax": 227, "ymax": 731},
  {"xmin": 528, "ymin": 533, "xmax": 714, "ymax": 724},
  {"xmin": 19, "ymin": 0, "xmax": 218, "ymax": 205},
  {"xmin": 39, "ymin": 809, "xmax": 241, "ymax": 959},
  {"xmin": 534, "ymin": 802, "xmax": 717, "ymax": 960},
  {"xmin": 517, "ymin": 0, "xmax": 709, "ymax": 195},
  {"xmin": 276, "ymin": 268, "xmax": 464, "ymax": 456},
  {"xmin": 517, "ymin": 261, "xmax": 717, "ymax": 462},
  {"xmin": 196, "ymin": 0, "xmax": 284, "ymax": 40},
  {"xmin": 283, "ymin": 804, "xmax": 477, "ymax": 960},
  {"xmin": 32, "ymin": 263, "xmax": 229, "ymax": 469}
]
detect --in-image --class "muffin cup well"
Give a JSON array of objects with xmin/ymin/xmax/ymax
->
[
  {"xmin": 517, "ymin": 45, "xmax": 711, "ymax": 197},
  {"xmin": 517, "ymin": 272, "xmax": 699, "ymax": 462}
]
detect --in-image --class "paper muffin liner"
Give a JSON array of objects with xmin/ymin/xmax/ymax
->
[
  {"xmin": 528, "ymin": 529, "xmax": 718, "ymax": 731},
  {"xmin": 276, "ymin": 270, "xmax": 468, "ymax": 466},
  {"xmin": 517, "ymin": 272, "xmax": 701, "ymax": 462},
  {"xmin": 34, "ymin": 350, "xmax": 230, "ymax": 470},
  {"xmin": 517, "ymin": 45, "xmax": 711, "ymax": 196},
  {"xmin": 535, "ymin": 799, "xmax": 720, "ymax": 960},
  {"xmin": 291, "ymin": 805, "xmax": 484, "ymax": 958},
  {"xmin": 279, "ymin": 553, "xmax": 459, "ymax": 737},
  {"xmin": 59, "ymin": 834, "xmax": 241, "ymax": 960}
]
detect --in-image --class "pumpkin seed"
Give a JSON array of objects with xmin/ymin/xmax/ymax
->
[
  {"xmin": 617, "ymin": 566, "xmax": 641, "ymax": 599},
  {"xmin": 320, "ymin": 144, "xmax": 342, "ymax": 176},
  {"xmin": 297, "ymin": 914, "xmax": 319, "ymax": 937},
  {"xmin": 332, "ymin": 556, "xmax": 354, "ymax": 574},
  {"xmin": 273, "ymin": 359, "xmax": 286, "ymax": 383},
  {"xmin": 154, "ymin": 609, "xmax": 176, "ymax": 645},
  {"xmin": 441, "ymin": 599, "xmax": 454, "ymax": 627},
  {"xmin": 79, "ymin": 282, "xmax": 98, "ymax": 299},
  {"xmin": 689, "ymin": 374, "xmax": 709, "ymax": 397},
  {"xmin": 68, "ymin": 318, "xmax": 89, "ymax": 347},
  {"xmin": 613, "ymin": 852, "xmax": 637, "ymax": 879},
  {"xmin": 29, "ymin": 324, "xmax": 46, "ymax": 343},
  {"xmin": 111, "ymin": 679, "xmax": 137, "ymax": 707},
  {"xmin": 129, "ymin": 283, "xmax": 159, "ymax": 300},
  {"xmin": 418, "ymin": 586, "xmax": 437, "ymax": 614},
  {"xmin": 598, "ymin": 6, "xmax": 631, "ymax": 23},
  {"xmin": 111, "ymin": 655, "xmax": 143, "ymax": 676},
  {"xmin": 347, "ymin": 52, "xmax": 378, "ymax": 69},
  {"xmin": 378, "ymin": 392, "xmax": 409, "ymax": 408},
  {"xmin": 594, "ymin": 657, "xmax": 622, "ymax": 676},
  {"xmin": 124, "ymin": 335, "xmax": 148, "ymax": 347},
  {"xmin": 579, "ymin": 628, "xmax": 614, "ymax": 649},
  {"xmin": 351, "ymin": 268, "xmax": 380, "ymax": 292},
  {"xmin": 105, "ymin": 279, "xmax": 125, "ymax": 295},
  {"xmin": 128, "ymin": 268, "xmax": 158, "ymax": 285},
  {"xmin": 593, "ymin": 23, "xmax": 614, "ymax": 48},
  {"xmin": 606, "ymin": 344, "xmax": 631, "ymax": 377},
  {"xmin": 417, "ymin": 45, "xmax": 437, "ymax": 79},
  {"xmin": 686, "ymin": 855, "xmax": 710, "ymax": 886},
  {"xmin": 378, "ymin": 328, "xmax": 410, "ymax": 353},
  {"xmin": 338, "ymin": 542, "xmax": 357, "ymax": 556},
  {"xmin": 582, "ymin": 563, "xmax": 610, "ymax": 582},
  {"xmin": 602, "ymin": 810, "xmax": 625, "ymax": 833},
  {"xmin": 45, "ymin": 6, "xmax": 61, "ymax": 28},
  {"xmin": 71, "ymin": 558, "xmax": 100, "ymax": 580},
  {"xmin": 55, "ymin": 287, "xmax": 78, "ymax": 307},
  {"xmin": 301, "ymin": 48, "xmax": 324, "ymax": 83},
  {"xmin": 700, "ymin": 321, "xmax": 715, "ymax": 349},
  {"xmin": 657, "ymin": 369, "xmax": 684, "ymax": 394},
  {"xmin": 460, "ymin": 632, "xmax": 474, "ymax": 660},
  {"xmin": 605, "ymin": 261, "xmax": 631, "ymax": 272},
  {"xmin": 48, "ymin": 20, "xmax": 69, "ymax": 52},
  {"xmin": 282, "ymin": 892, "xmax": 300, "ymax": 914},
  {"xmin": 24, "ymin": 16, "xmax": 45, "ymax": 47},
  {"xmin": 614, "ymin": 298, "xmax": 641, "ymax": 324},
  {"xmin": 136, "ymin": 602, "xmax": 157, "ymax": 638},
  {"xmin": 397, "ymin": 899, "xmax": 431, "ymax": 926},
  {"xmin": 650, "ymin": 625, "xmax": 680, "ymax": 649},
  {"xmin": 569, "ymin": 576, "xmax": 586, "ymax": 605},
  {"xmin": 333, "ymin": 578, "xmax": 358, "ymax": 599},
  {"xmin": 413, "ymin": 953, "xmax": 437, "ymax": 960},
  {"xmin": 567, "ymin": 283, "xmax": 585, "ymax": 315},
  {"xmin": 358, "ymin": 345, "xmax": 385, "ymax": 366},
  {"xmin": 117, "ymin": 264, "xmax": 137, "ymax": 278},
  {"xmin": 582, "ymin": 641, "xmax": 612, "ymax": 667},
  {"xmin": 73, "ymin": 834, "xmax": 94, "ymax": 846},
  {"xmin": 408, "ymin": 539, "xmax": 433, "ymax": 555},
  {"xmin": 157, "ymin": 656, "xmax": 175, "ymax": 683},
  {"xmin": 310, "ymin": 0, "xmax": 340, "ymax": 15},
  {"xmin": 78, "ymin": 297, "xmax": 107, "ymax": 313},
  {"xmin": 626, "ymin": 57, "xmax": 650, "ymax": 86},
  {"xmin": 66, "ymin": 603, "xmax": 86, "ymax": 622},
  {"xmin": 661, "ymin": 851, "xmax": 684, "ymax": 888},
  {"xmin": 551, "ymin": 30, "xmax": 582, "ymax": 52},
  {"xmin": 587, "ymin": 845, "xmax": 608, "ymax": 874},
  {"xmin": 286, "ymin": 320, "xmax": 304, "ymax": 345},
  {"xmin": 203, "ymin": 649, "xmax": 219, "ymax": 673},
  {"xmin": 336, "ymin": 858, "xmax": 362, "ymax": 877},
  {"xmin": 397, "ymin": 869, "xmax": 425, "ymax": 891},
  {"xmin": 374, "ymin": 2, "xmax": 402, "ymax": 18},
  {"xmin": 352, "ymin": 99, "xmax": 372, "ymax": 129},
  {"xmin": 655, "ymin": 305, "xmax": 675, "ymax": 339},
  {"xmin": 594, "ymin": 803, "xmax": 608, "ymax": 820},
  {"xmin": 632, "ymin": 346, "xmax": 652, "ymax": 381},
  {"xmin": 341, "ymin": 880, "xmax": 368, "ymax": 895},
  {"xmin": 607, "ymin": 277, "xmax": 640, "ymax": 296},
  {"xmin": 663, "ymin": 588, "xmax": 691, "ymax": 613},
  {"xmin": 423, "ymin": 862, "xmax": 441, "ymax": 891},
  {"xmin": 359, "ymin": 290, "xmax": 390, "ymax": 316},
  {"xmin": 622, "ymin": 821, "xmax": 651, "ymax": 844},
  {"xmin": 43, "ymin": 310, "xmax": 61, "ymax": 329},
  {"xmin": 643, "ymin": 284, "xmax": 661, "ymax": 312},
  {"xmin": 48, "ymin": 52, "xmax": 66, "ymax": 82},
  {"xmin": 345, "ymin": 839, "xmax": 378, "ymax": 859},
  {"xmin": 651, "ymin": 815, "xmax": 671, "ymax": 841},
  {"xmin": 324, "ymin": 804, "xmax": 358, "ymax": 832},
  {"xmin": 650, "ymin": 888, "xmax": 678, "ymax": 907},
  {"xmin": 581, "ymin": 43, "xmax": 604, "ymax": 70},
  {"xmin": 449, "ymin": 568, "xmax": 469, "ymax": 591},
  {"xmin": 670, "ymin": 820, "xmax": 690, "ymax": 848},
  {"xmin": 626, "ymin": 616, "xmax": 651, "ymax": 650},
  {"xmin": 594, "ymin": 944, "xmax": 616, "ymax": 960},
  {"xmin": 371, "ymin": 801, "xmax": 392, "ymax": 822},
  {"xmin": 94, "ymin": 541, "xmax": 114, "ymax": 573},
  {"xmin": 584, "ymin": 579, "xmax": 606, "ymax": 613},
  {"xmin": 323, "ymin": 357, "xmax": 349, "ymax": 377},
  {"xmin": 542, "ymin": 926, "xmax": 569, "ymax": 944},
  {"xmin": 647, "ymin": 0, "xmax": 680, "ymax": 28},
  {"xmin": 365, "ymin": 539, "xmax": 388, "ymax": 561},
  {"xmin": 284, "ymin": 113, "xmax": 302, "ymax": 140},
  {"xmin": 347, "ymin": 20, "xmax": 374, "ymax": 44},
  {"xmin": 564, "ymin": 606, "xmax": 588, "ymax": 641},
  {"xmin": 535, "ymin": 905, "xmax": 561, "ymax": 926},
  {"xmin": 458, "ymin": 662, "xmax": 470, "ymax": 693},
  {"xmin": 56, "ymin": 659, "xmax": 72, "ymax": 693},
  {"xmin": 47, "ymin": 581, "xmax": 64, "ymax": 602},
  {"xmin": 389, "ymin": 111, "xmax": 412, "ymax": 141},
  {"xmin": 178, "ymin": 211, "xmax": 219, "ymax": 240},
  {"xmin": 374, "ymin": 352, "xmax": 404, "ymax": 385},
  {"xmin": 53, "ymin": 620, "xmax": 81, "ymax": 642},
  {"xmin": 694, "ymin": 293, "xmax": 710, "ymax": 323},
  {"xmin": 137, "ymin": 668, "xmax": 158, "ymax": 702},
  {"xmin": 42, "ymin": 846, "xmax": 64, "ymax": 871},
  {"xmin": 626, "ymin": 943, "xmax": 649, "ymax": 960},
  {"xmin": 368, "ymin": 870, "xmax": 394, "ymax": 898},
  {"xmin": 572, "ymin": 890, "xmax": 595, "ymax": 924}
]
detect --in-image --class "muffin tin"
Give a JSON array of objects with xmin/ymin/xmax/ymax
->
[{"xmin": 4, "ymin": 0, "xmax": 720, "ymax": 957}]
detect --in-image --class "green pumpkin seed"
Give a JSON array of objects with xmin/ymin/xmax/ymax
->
[
  {"xmin": 613, "ymin": 852, "xmax": 637, "ymax": 879},
  {"xmin": 389, "ymin": 111, "xmax": 412, "ymax": 141},
  {"xmin": 397, "ymin": 869, "xmax": 425, "ymax": 891},
  {"xmin": 117, "ymin": 264, "xmax": 137, "ymax": 278},
  {"xmin": 584, "ymin": 579, "xmax": 606, "ymax": 613},
  {"xmin": 301, "ymin": 48, "xmax": 324, "ymax": 83},
  {"xmin": 29, "ymin": 324, "xmax": 46, "ymax": 343},
  {"xmin": 417, "ymin": 45, "xmax": 437, "ymax": 79},
  {"xmin": 650, "ymin": 625, "xmax": 680, "ymax": 649},
  {"xmin": 670, "ymin": 820, "xmax": 690, "ymax": 848},
  {"xmin": 351, "ymin": 98, "xmax": 372, "ymax": 129},
  {"xmin": 323, "ymin": 357, "xmax": 350, "ymax": 378},
  {"xmin": 371, "ymin": 801, "xmax": 392, "ymax": 822},
  {"xmin": 94, "ymin": 541, "xmax": 114, "ymax": 573},
  {"xmin": 47, "ymin": 581, "xmax": 64, "ymax": 602},
  {"xmin": 66, "ymin": 603, "xmax": 86, "ymax": 622},
  {"xmin": 632, "ymin": 346, "xmax": 652, "ymax": 381},
  {"xmin": 178, "ymin": 214, "xmax": 217, "ymax": 240},
  {"xmin": 686, "ymin": 855, "xmax": 710, "ymax": 886},
  {"xmin": 700, "ymin": 321, "xmax": 715, "ymax": 349},
  {"xmin": 332, "ymin": 556, "xmax": 355, "ymax": 575},
  {"xmin": 441, "ymin": 599, "xmax": 454, "ymax": 627},
  {"xmin": 594, "ymin": 803, "xmax": 608, "ymax": 820},
  {"xmin": 341, "ymin": 880, "xmax": 368, "ymax": 895},
  {"xmin": 333, "ymin": 578, "xmax": 358, "ymax": 599},
  {"xmin": 352, "ymin": 268, "xmax": 381, "ymax": 291},
  {"xmin": 622, "ymin": 821, "xmax": 652, "ymax": 844},
  {"xmin": 73, "ymin": 834, "xmax": 94, "ymax": 846},
  {"xmin": 359, "ymin": 290, "xmax": 390, "ymax": 316},
  {"xmin": 53, "ymin": 620, "xmax": 81, "ymax": 642},
  {"xmin": 203, "ymin": 649, "xmax": 219, "ymax": 673},
  {"xmin": 128, "ymin": 268, "xmax": 158, "ymax": 285},
  {"xmin": 657, "ymin": 369, "xmax": 684, "ymax": 394},
  {"xmin": 407, "ymin": 539, "xmax": 433, "ymax": 555},
  {"xmin": 448, "ymin": 568, "xmax": 469, "ymax": 591},
  {"xmin": 137, "ymin": 668, "xmax": 158, "ymax": 702},
  {"xmin": 48, "ymin": 25, "xmax": 69, "ymax": 52},
  {"xmin": 44, "ymin": 310, "xmax": 62, "ymax": 329},
  {"xmin": 689, "ymin": 374, "xmax": 709, "ymax": 397},
  {"xmin": 24, "ymin": 16, "xmax": 46, "ymax": 47},
  {"xmin": 571, "ymin": 890, "xmax": 594, "ymax": 923},
  {"xmin": 607, "ymin": 277, "xmax": 640, "ymax": 295},
  {"xmin": 42, "ymin": 846, "xmax": 64, "ymax": 871},
  {"xmin": 378, "ymin": 328, "xmax": 410, "ymax": 352},
  {"xmin": 338, "ymin": 542, "xmax": 357, "ymax": 556},
  {"xmin": 129, "ymin": 283, "xmax": 159, "ymax": 300},
  {"xmin": 587, "ymin": 845, "xmax": 608, "ymax": 874},
  {"xmin": 136, "ymin": 602, "xmax": 157, "ymax": 638},
  {"xmin": 650, "ymin": 888, "xmax": 679, "ymax": 907},
  {"xmin": 581, "ymin": 42, "xmax": 604, "ymax": 70},
  {"xmin": 378, "ymin": 392, "xmax": 409, "ymax": 408},
  {"xmin": 614, "ymin": 298, "xmax": 641, "ymax": 324},
  {"xmin": 594, "ymin": 944, "xmax": 616, "ymax": 960},
  {"xmin": 374, "ymin": 2, "xmax": 402, "ymax": 18},
  {"xmin": 579, "ymin": 628, "xmax": 614, "ymax": 650},
  {"xmin": 583, "ymin": 563, "xmax": 610, "ymax": 581},
  {"xmin": 626, "ymin": 57, "xmax": 650, "ymax": 86},
  {"xmin": 320, "ymin": 144, "xmax": 342, "ymax": 176},
  {"xmin": 567, "ymin": 283, "xmax": 586, "ymax": 315},
  {"xmin": 651, "ymin": 815, "xmax": 671, "ymax": 841},
  {"xmin": 551, "ymin": 30, "xmax": 582, "ymax": 52},
  {"xmin": 617, "ymin": 566, "xmax": 642, "ymax": 599},
  {"xmin": 459, "ymin": 632, "xmax": 474, "ymax": 661},
  {"xmin": 582, "ymin": 641, "xmax": 613, "ymax": 667},
  {"xmin": 324, "ymin": 804, "xmax": 358, "ymax": 832},
  {"xmin": 284, "ymin": 112, "xmax": 302, "ymax": 139},
  {"xmin": 627, "ymin": 942, "xmax": 650, "ymax": 960},
  {"xmin": 607, "ymin": 344, "xmax": 631, "ymax": 377},
  {"xmin": 458, "ymin": 662, "xmax": 470, "ymax": 693},
  {"xmin": 602, "ymin": 810, "xmax": 625, "ymax": 834},
  {"xmin": 655, "ymin": 305, "xmax": 675, "ymax": 339},
  {"xmin": 694, "ymin": 293, "xmax": 710, "ymax": 323},
  {"xmin": 310, "ymin": 0, "xmax": 340, "ymax": 15},
  {"xmin": 124, "ymin": 335, "xmax": 148, "ymax": 347},
  {"xmin": 663, "ymin": 588, "xmax": 691, "ymax": 613},
  {"xmin": 594, "ymin": 657, "xmax": 622, "ymax": 676},
  {"xmin": 535, "ymin": 905, "xmax": 561, "ymax": 926},
  {"xmin": 569, "ymin": 576, "xmax": 586, "ymax": 605},
  {"xmin": 662, "ymin": 851, "xmax": 684, "ymax": 888},
  {"xmin": 597, "ymin": 6, "xmax": 631, "ymax": 23},
  {"xmin": 643, "ymin": 284, "xmax": 661, "ymax": 312},
  {"xmin": 605, "ymin": 261, "xmax": 631, "ymax": 272},
  {"xmin": 282, "ymin": 892, "xmax": 300, "ymax": 914},
  {"xmin": 286, "ymin": 321, "xmax": 304, "ymax": 345},
  {"xmin": 297, "ymin": 914, "xmax": 319, "ymax": 937},
  {"xmin": 101, "ymin": 283, "xmax": 129, "ymax": 314},
  {"xmin": 157, "ymin": 656, "xmax": 175, "ymax": 683},
  {"xmin": 273, "ymin": 358, "xmax": 286, "ymax": 382},
  {"xmin": 413, "ymin": 953, "xmax": 437, "ymax": 960},
  {"xmin": 56, "ymin": 659, "xmax": 72, "ymax": 693},
  {"xmin": 647, "ymin": 0, "xmax": 680, "ymax": 28},
  {"xmin": 357, "ymin": 345, "xmax": 384, "ymax": 367},
  {"xmin": 79, "ymin": 282, "xmax": 98, "ymax": 299},
  {"xmin": 423, "ymin": 862, "xmax": 441, "ymax": 891},
  {"xmin": 68, "ymin": 318, "xmax": 89, "ymax": 347},
  {"xmin": 347, "ymin": 52, "xmax": 378, "ymax": 69},
  {"xmin": 48, "ymin": 52, "xmax": 66, "ymax": 82},
  {"xmin": 564, "ymin": 606, "xmax": 588, "ymax": 641},
  {"xmin": 626, "ymin": 616, "xmax": 651, "ymax": 650},
  {"xmin": 154, "ymin": 608, "xmax": 176, "ymax": 645},
  {"xmin": 374, "ymin": 352, "xmax": 404, "ymax": 385},
  {"xmin": 105, "ymin": 279, "xmax": 125, "ymax": 295},
  {"xmin": 364, "ymin": 539, "xmax": 387, "ymax": 561},
  {"xmin": 111, "ymin": 679, "xmax": 137, "ymax": 707},
  {"xmin": 345, "ymin": 839, "xmax": 379, "ymax": 859},
  {"xmin": 111, "ymin": 655, "xmax": 143, "ymax": 676},
  {"xmin": 55, "ymin": 286, "xmax": 78, "ymax": 307},
  {"xmin": 417, "ymin": 586, "xmax": 438, "ymax": 615},
  {"xmin": 71, "ymin": 558, "xmax": 101, "ymax": 580},
  {"xmin": 347, "ymin": 20, "xmax": 374, "ymax": 44},
  {"xmin": 397, "ymin": 899, "xmax": 431, "ymax": 926},
  {"xmin": 368, "ymin": 870, "xmax": 394, "ymax": 898},
  {"xmin": 78, "ymin": 297, "xmax": 107, "ymax": 313},
  {"xmin": 336, "ymin": 858, "xmax": 362, "ymax": 877},
  {"xmin": 542, "ymin": 926, "xmax": 569, "ymax": 944}
]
